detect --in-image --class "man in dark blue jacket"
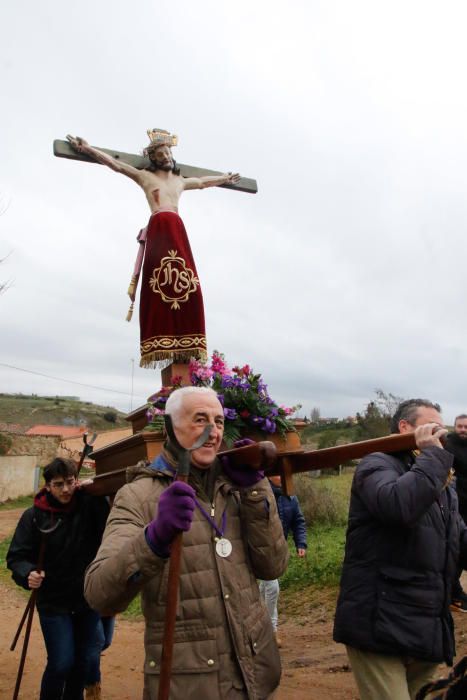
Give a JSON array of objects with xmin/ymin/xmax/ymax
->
[
  {"xmin": 334, "ymin": 399, "xmax": 467, "ymax": 700},
  {"xmin": 259, "ymin": 475, "xmax": 307, "ymax": 646}
]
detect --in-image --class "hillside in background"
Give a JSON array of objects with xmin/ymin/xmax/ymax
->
[
  {"xmin": 0, "ymin": 393, "xmax": 129, "ymax": 431},
  {"xmin": 300, "ymin": 424, "xmax": 359, "ymax": 449}
]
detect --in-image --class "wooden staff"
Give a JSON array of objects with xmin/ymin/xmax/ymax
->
[
  {"xmin": 77, "ymin": 431, "xmax": 97, "ymax": 477},
  {"xmin": 157, "ymin": 419, "xmax": 214, "ymax": 700}
]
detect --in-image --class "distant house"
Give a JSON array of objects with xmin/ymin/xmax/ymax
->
[
  {"xmin": 0, "ymin": 423, "xmax": 26, "ymax": 434},
  {"xmin": 26, "ymin": 425, "xmax": 87, "ymax": 439},
  {"xmin": 58, "ymin": 427, "xmax": 133, "ymax": 467}
]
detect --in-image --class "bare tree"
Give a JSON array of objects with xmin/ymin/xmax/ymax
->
[
  {"xmin": 374, "ymin": 388, "xmax": 404, "ymax": 417},
  {"xmin": 0, "ymin": 252, "xmax": 12, "ymax": 295},
  {"xmin": 0, "ymin": 193, "xmax": 12, "ymax": 294}
]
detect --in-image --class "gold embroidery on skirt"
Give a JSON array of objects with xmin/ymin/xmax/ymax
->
[{"xmin": 149, "ymin": 250, "xmax": 200, "ymax": 310}]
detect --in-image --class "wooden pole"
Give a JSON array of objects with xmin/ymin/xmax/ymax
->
[
  {"xmin": 82, "ymin": 433, "xmax": 417, "ymax": 498},
  {"xmin": 156, "ymin": 476, "xmax": 188, "ymax": 700},
  {"xmin": 157, "ymin": 422, "xmax": 213, "ymax": 700},
  {"xmin": 10, "ymin": 534, "xmax": 48, "ymax": 700}
]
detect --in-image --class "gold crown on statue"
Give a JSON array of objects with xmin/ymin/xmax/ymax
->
[{"xmin": 144, "ymin": 128, "xmax": 178, "ymax": 154}]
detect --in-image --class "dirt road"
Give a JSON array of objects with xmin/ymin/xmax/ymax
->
[{"xmin": 2, "ymin": 508, "xmax": 467, "ymax": 699}]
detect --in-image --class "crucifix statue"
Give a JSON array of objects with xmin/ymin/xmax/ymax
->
[{"xmin": 54, "ymin": 130, "xmax": 257, "ymax": 371}]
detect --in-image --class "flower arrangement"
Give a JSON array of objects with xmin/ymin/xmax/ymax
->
[{"xmin": 146, "ymin": 351, "xmax": 301, "ymax": 447}]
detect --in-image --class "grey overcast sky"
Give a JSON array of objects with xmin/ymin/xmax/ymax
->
[{"xmin": 1, "ymin": 0, "xmax": 467, "ymax": 421}]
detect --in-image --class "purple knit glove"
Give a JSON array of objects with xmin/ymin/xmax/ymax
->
[
  {"xmin": 221, "ymin": 438, "xmax": 264, "ymax": 488},
  {"xmin": 146, "ymin": 481, "xmax": 196, "ymax": 557}
]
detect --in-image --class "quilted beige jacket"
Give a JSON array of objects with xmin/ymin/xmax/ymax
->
[{"xmin": 84, "ymin": 460, "xmax": 289, "ymax": 700}]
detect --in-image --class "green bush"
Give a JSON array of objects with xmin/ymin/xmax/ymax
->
[
  {"xmin": 0, "ymin": 433, "xmax": 12, "ymax": 455},
  {"xmin": 293, "ymin": 472, "xmax": 352, "ymax": 527},
  {"xmin": 103, "ymin": 411, "xmax": 117, "ymax": 424}
]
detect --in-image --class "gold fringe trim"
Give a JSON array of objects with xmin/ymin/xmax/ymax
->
[
  {"xmin": 140, "ymin": 349, "xmax": 207, "ymax": 369},
  {"xmin": 126, "ymin": 302, "xmax": 134, "ymax": 322}
]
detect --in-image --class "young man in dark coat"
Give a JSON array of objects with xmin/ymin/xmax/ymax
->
[
  {"xmin": 445, "ymin": 413, "xmax": 467, "ymax": 612},
  {"xmin": 333, "ymin": 399, "xmax": 467, "ymax": 700},
  {"xmin": 7, "ymin": 458, "xmax": 110, "ymax": 700}
]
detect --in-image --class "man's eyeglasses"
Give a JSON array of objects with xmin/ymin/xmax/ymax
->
[{"xmin": 50, "ymin": 477, "xmax": 76, "ymax": 490}]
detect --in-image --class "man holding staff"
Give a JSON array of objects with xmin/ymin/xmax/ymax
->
[
  {"xmin": 85, "ymin": 386, "xmax": 289, "ymax": 699},
  {"xmin": 7, "ymin": 458, "xmax": 110, "ymax": 700},
  {"xmin": 334, "ymin": 399, "xmax": 467, "ymax": 700}
]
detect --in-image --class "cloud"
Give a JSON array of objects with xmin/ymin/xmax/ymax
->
[{"xmin": 2, "ymin": 0, "xmax": 467, "ymax": 424}]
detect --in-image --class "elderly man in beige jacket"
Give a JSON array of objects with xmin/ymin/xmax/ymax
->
[{"xmin": 85, "ymin": 386, "xmax": 289, "ymax": 700}]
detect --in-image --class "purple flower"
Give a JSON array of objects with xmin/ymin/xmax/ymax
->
[
  {"xmin": 223, "ymin": 407, "xmax": 238, "ymax": 420},
  {"xmin": 221, "ymin": 376, "xmax": 242, "ymax": 389},
  {"xmin": 263, "ymin": 418, "xmax": 277, "ymax": 433}
]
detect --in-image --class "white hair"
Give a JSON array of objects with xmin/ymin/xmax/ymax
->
[{"xmin": 165, "ymin": 386, "xmax": 219, "ymax": 426}]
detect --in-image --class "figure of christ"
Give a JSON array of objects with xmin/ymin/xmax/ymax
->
[{"xmin": 66, "ymin": 130, "xmax": 240, "ymax": 369}]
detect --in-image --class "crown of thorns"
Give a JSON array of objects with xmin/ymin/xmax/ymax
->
[{"xmin": 144, "ymin": 128, "xmax": 178, "ymax": 156}]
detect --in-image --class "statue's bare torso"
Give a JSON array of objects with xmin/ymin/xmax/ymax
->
[{"xmin": 66, "ymin": 136, "xmax": 240, "ymax": 215}]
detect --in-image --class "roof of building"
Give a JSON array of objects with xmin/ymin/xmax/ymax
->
[{"xmin": 25, "ymin": 425, "xmax": 87, "ymax": 438}]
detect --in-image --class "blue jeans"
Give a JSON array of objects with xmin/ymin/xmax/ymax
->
[
  {"xmin": 100, "ymin": 616, "xmax": 115, "ymax": 651},
  {"xmin": 38, "ymin": 608, "xmax": 102, "ymax": 700},
  {"xmin": 84, "ymin": 616, "xmax": 117, "ymax": 685}
]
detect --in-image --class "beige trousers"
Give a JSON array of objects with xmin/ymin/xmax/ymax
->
[{"xmin": 346, "ymin": 646, "xmax": 440, "ymax": 700}]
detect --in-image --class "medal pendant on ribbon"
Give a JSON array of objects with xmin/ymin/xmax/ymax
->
[{"xmin": 215, "ymin": 537, "xmax": 232, "ymax": 558}]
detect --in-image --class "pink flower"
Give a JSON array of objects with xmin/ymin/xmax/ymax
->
[
  {"xmin": 211, "ymin": 351, "xmax": 229, "ymax": 376},
  {"xmin": 189, "ymin": 359, "xmax": 202, "ymax": 383},
  {"xmin": 171, "ymin": 375, "xmax": 183, "ymax": 388}
]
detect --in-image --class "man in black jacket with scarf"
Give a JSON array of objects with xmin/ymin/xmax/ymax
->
[{"xmin": 334, "ymin": 399, "xmax": 467, "ymax": 700}]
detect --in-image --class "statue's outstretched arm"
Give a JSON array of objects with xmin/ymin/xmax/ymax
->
[
  {"xmin": 66, "ymin": 135, "xmax": 143, "ymax": 183},
  {"xmin": 183, "ymin": 172, "xmax": 241, "ymax": 190}
]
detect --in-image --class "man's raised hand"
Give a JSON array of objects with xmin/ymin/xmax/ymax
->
[{"xmin": 414, "ymin": 422, "xmax": 448, "ymax": 450}]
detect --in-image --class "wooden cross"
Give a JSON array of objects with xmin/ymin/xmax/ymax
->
[{"xmin": 53, "ymin": 140, "xmax": 258, "ymax": 194}]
